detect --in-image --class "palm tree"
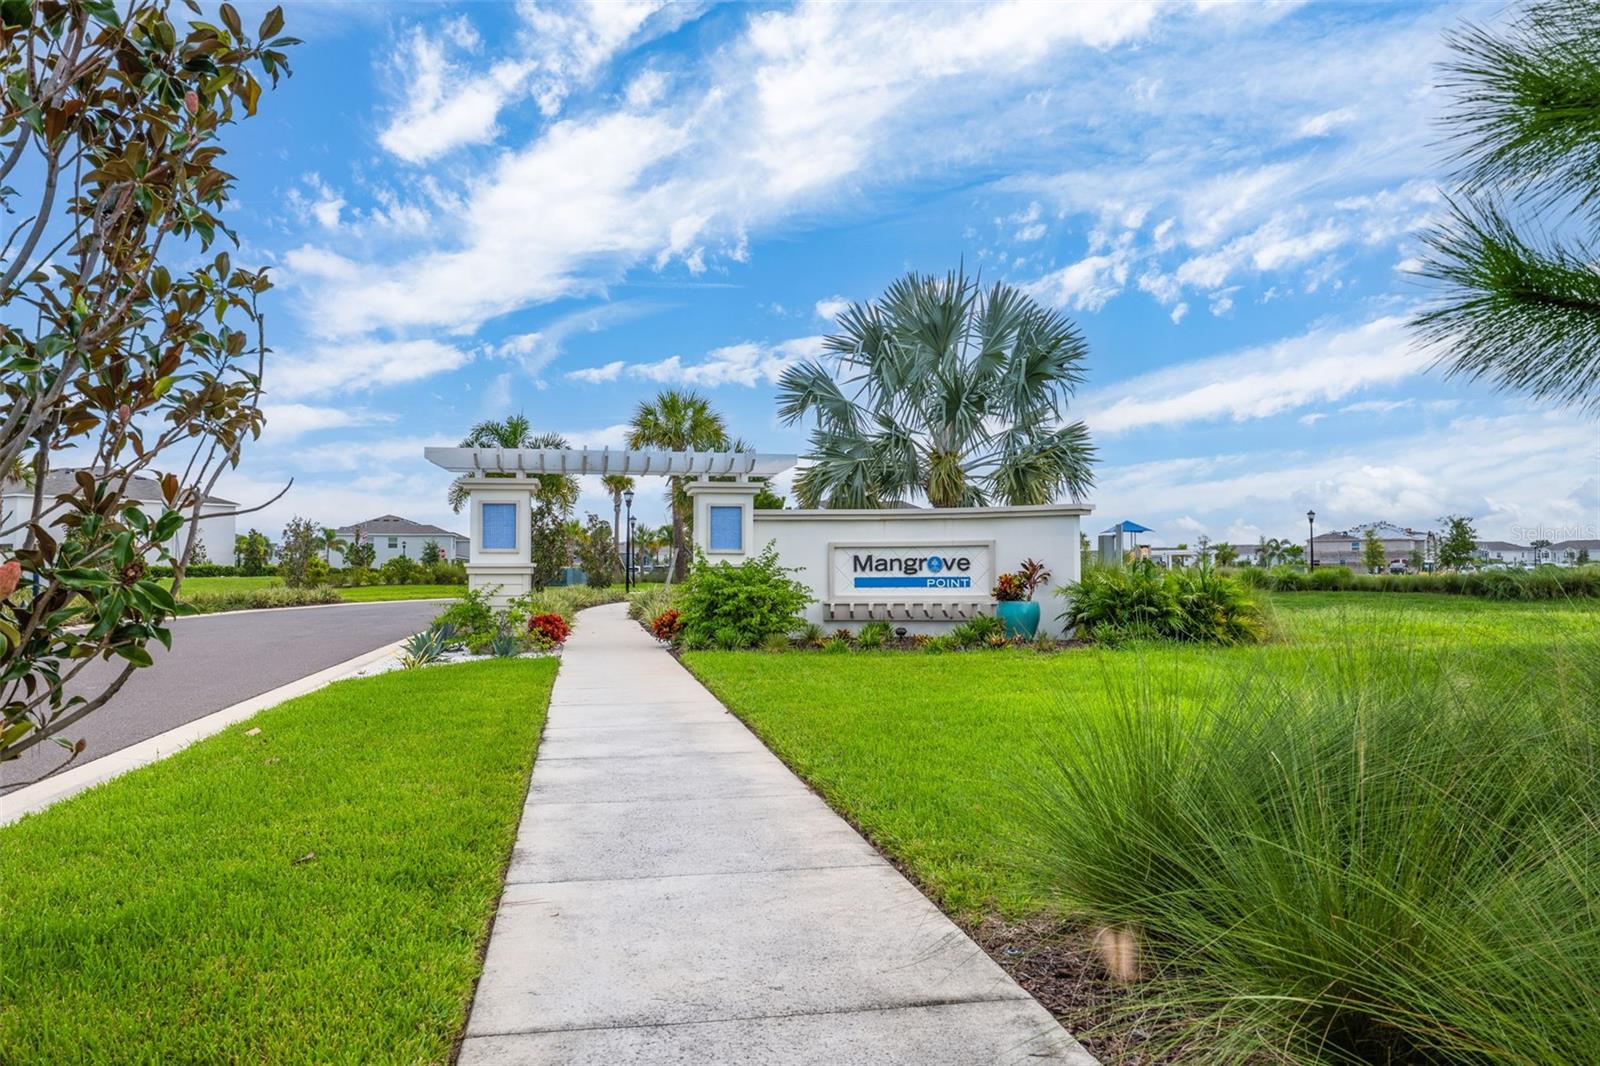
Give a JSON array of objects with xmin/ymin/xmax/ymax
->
[
  {"xmin": 1414, "ymin": 0, "xmax": 1600, "ymax": 415},
  {"xmin": 1257, "ymin": 537, "xmax": 1290, "ymax": 567},
  {"xmin": 626, "ymin": 389, "xmax": 730, "ymax": 580},
  {"xmin": 777, "ymin": 267, "xmax": 1095, "ymax": 509},
  {"xmin": 601, "ymin": 474, "xmax": 634, "ymax": 568},
  {"xmin": 319, "ymin": 527, "xmax": 346, "ymax": 565},
  {"xmin": 447, "ymin": 413, "xmax": 579, "ymax": 517}
]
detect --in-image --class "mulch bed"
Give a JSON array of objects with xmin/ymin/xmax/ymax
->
[{"xmin": 968, "ymin": 914, "xmax": 1201, "ymax": 1065}]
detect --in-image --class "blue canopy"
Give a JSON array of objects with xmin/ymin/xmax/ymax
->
[{"xmin": 1107, "ymin": 520, "xmax": 1153, "ymax": 534}]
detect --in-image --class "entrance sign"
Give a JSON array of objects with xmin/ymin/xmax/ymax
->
[{"xmin": 829, "ymin": 542, "xmax": 994, "ymax": 600}]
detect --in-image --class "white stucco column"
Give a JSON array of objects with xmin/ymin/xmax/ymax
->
[
  {"xmin": 685, "ymin": 481, "xmax": 762, "ymax": 566},
  {"xmin": 463, "ymin": 479, "xmax": 536, "ymax": 606}
]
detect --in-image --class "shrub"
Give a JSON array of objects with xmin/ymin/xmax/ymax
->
[
  {"xmin": 1021, "ymin": 636, "xmax": 1600, "ymax": 1064},
  {"xmin": 1060, "ymin": 562, "xmax": 1264, "ymax": 645},
  {"xmin": 379, "ymin": 555, "xmax": 421, "ymax": 586},
  {"xmin": 760, "ymin": 631, "xmax": 791, "ymax": 652},
  {"xmin": 799, "ymin": 622, "xmax": 825, "ymax": 649},
  {"xmin": 182, "ymin": 586, "xmax": 342, "ymax": 615},
  {"xmin": 277, "ymin": 517, "xmax": 323, "ymax": 588},
  {"xmin": 434, "ymin": 588, "xmax": 496, "ymax": 644},
  {"xmin": 650, "ymin": 609, "xmax": 684, "ymax": 644},
  {"xmin": 399, "ymin": 627, "xmax": 447, "ymax": 669},
  {"xmin": 675, "ymin": 544, "xmax": 812, "ymax": 650},
  {"xmin": 822, "ymin": 636, "xmax": 850, "ymax": 654},
  {"xmin": 525, "ymin": 612, "xmax": 570, "ymax": 649}
]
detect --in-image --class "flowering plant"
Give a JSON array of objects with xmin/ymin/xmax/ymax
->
[
  {"xmin": 526, "ymin": 612, "xmax": 571, "ymax": 648},
  {"xmin": 650, "ymin": 608, "xmax": 684, "ymax": 644}
]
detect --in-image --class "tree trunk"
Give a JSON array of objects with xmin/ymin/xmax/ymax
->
[
  {"xmin": 671, "ymin": 498, "xmax": 688, "ymax": 582},
  {"xmin": 612, "ymin": 491, "xmax": 623, "ymax": 569}
]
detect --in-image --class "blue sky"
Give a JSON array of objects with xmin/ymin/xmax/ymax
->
[{"xmin": 217, "ymin": 0, "xmax": 1599, "ymax": 546}]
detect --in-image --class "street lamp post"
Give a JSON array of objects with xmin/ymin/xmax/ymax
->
[
  {"xmin": 1306, "ymin": 509, "xmax": 1316, "ymax": 570},
  {"xmin": 623, "ymin": 488, "xmax": 635, "ymax": 592}
]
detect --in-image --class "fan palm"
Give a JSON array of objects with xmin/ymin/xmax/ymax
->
[
  {"xmin": 626, "ymin": 389, "xmax": 731, "ymax": 580},
  {"xmin": 446, "ymin": 413, "xmax": 579, "ymax": 516},
  {"xmin": 777, "ymin": 267, "xmax": 1095, "ymax": 509},
  {"xmin": 318, "ymin": 526, "xmax": 346, "ymax": 565},
  {"xmin": 601, "ymin": 474, "xmax": 634, "ymax": 568}
]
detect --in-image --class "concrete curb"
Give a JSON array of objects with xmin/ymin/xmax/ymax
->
[{"xmin": 0, "ymin": 636, "xmax": 410, "ymax": 827}]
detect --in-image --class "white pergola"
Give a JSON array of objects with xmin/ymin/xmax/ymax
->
[
  {"xmin": 423, "ymin": 446, "xmax": 795, "ymax": 480},
  {"xmin": 425, "ymin": 446, "xmax": 796, "ymax": 603}
]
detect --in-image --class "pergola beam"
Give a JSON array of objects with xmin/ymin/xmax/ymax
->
[{"xmin": 424, "ymin": 446, "xmax": 796, "ymax": 478}]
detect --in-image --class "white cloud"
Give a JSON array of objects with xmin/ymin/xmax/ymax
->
[
  {"xmin": 1079, "ymin": 315, "xmax": 1429, "ymax": 433},
  {"xmin": 270, "ymin": 339, "xmax": 473, "ymax": 400},
  {"xmin": 1029, "ymin": 248, "xmax": 1131, "ymax": 312},
  {"xmin": 569, "ymin": 335, "xmax": 827, "ymax": 388},
  {"xmin": 814, "ymin": 296, "xmax": 851, "ymax": 322},
  {"xmin": 1296, "ymin": 106, "xmax": 1357, "ymax": 137},
  {"xmin": 567, "ymin": 360, "xmax": 625, "ymax": 384},
  {"xmin": 1340, "ymin": 398, "xmax": 1413, "ymax": 415},
  {"xmin": 297, "ymin": 1, "xmax": 1187, "ymax": 340},
  {"xmin": 258, "ymin": 403, "xmax": 393, "ymax": 441},
  {"xmin": 377, "ymin": 21, "xmax": 535, "ymax": 164}
]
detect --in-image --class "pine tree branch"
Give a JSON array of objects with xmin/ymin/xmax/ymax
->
[{"xmin": 1412, "ymin": 196, "xmax": 1600, "ymax": 414}]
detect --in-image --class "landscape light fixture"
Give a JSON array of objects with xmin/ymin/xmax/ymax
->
[
  {"xmin": 623, "ymin": 489, "xmax": 636, "ymax": 591},
  {"xmin": 1307, "ymin": 509, "xmax": 1316, "ymax": 570}
]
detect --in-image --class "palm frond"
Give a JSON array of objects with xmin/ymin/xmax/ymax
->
[{"xmin": 776, "ymin": 361, "xmax": 862, "ymax": 432}]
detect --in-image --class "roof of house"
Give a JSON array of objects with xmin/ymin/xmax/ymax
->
[
  {"xmin": 1552, "ymin": 539, "xmax": 1600, "ymax": 551},
  {"xmin": 336, "ymin": 514, "xmax": 467, "ymax": 540},
  {"xmin": 1474, "ymin": 540, "xmax": 1529, "ymax": 551},
  {"xmin": 1, "ymin": 469, "xmax": 235, "ymax": 507}
]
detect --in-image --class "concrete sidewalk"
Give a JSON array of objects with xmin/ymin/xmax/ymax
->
[{"xmin": 458, "ymin": 603, "xmax": 1095, "ymax": 1065}]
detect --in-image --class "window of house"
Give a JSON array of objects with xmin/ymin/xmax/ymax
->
[
  {"xmin": 387, "ymin": 537, "xmax": 398, "ymax": 549},
  {"xmin": 482, "ymin": 502, "xmax": 517, "ymax": 551},
  {"xmin": 708, "ymin": 505, "xmax": 742, "ymax": 552}
]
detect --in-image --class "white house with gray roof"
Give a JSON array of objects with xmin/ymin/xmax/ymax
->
[
  {"xmin": 332, "ymin": 514, "xmax": 469, "ymax": 566},
  {"xmin": 0, "ymin": 469, "xmax": 236, "ymax": 565}
]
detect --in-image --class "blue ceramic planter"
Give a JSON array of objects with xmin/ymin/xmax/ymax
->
[{"xmin": 995, "ymin": 600, "xmax": 1040, "ymax": 639}]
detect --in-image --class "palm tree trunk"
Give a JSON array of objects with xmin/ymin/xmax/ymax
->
[
  {"xmin": 671, "ymin": 497, "xmax": 687, "ymax": 582},
  {"xmin": 612, "ymin": 490, "xmax": 623, "ymax": 569}
]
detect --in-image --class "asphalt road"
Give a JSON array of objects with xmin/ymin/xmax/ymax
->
[{"xmin": 1, "ymin": 600, "xmax": 446, "ymax": 793}]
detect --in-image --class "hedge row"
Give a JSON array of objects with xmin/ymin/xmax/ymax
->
[{"xmin": 1234, "ymin": 564, "xmax": 1600, "ymax": 600}]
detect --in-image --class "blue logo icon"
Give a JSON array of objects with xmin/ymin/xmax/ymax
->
[{"xmin": 925, "ymin": 556, "xmax": 944, "ymax": 573}]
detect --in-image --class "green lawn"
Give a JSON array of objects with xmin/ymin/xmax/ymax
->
[
  {"xmin": 175, "ymin": 575, "xmax": 462, "ymax": 602},
  {"xmin": 0, "ymin": 658, "xmax": 554, "ymax": 1063},
  {"xmin": 684, "ymin": 593, "xmax": 1600, "ymax": 919},
  {"xmin": 337, "ymin": 583, "xmax": 463, "ymax": 602}
]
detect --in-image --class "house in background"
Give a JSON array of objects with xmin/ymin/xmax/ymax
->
[
  {"xmin": 1552, "ymin": 539, "xmax": 1599, "ymax": 566},
  {"xmin": 1473, "ymin": 540, "xmax": 1538, "ymax": 567},
  {"xmin": 1312, "ymin": 521, "xmax": 1437, "ymax": 570},
  {"xmin": 0, "ymin": 469, "xmax": 236, "ymax": 564},
  {"xmin": 332, "ymin": 515, "xmax": 469, "ymax": 566}
]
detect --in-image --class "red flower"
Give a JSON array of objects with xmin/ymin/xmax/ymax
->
[{"xmin": 0, "ymin": 560, "xmax": 19, "ymax": 600}]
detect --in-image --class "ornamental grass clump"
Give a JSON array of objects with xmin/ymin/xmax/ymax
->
[{"xmin": 1020, "ymin": 635, "xmax": 1600, "ymax": 1064}]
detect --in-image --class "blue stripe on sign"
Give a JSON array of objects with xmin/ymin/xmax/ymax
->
[{"xmin": 853, "ymin": 576, "xmax": 973, "ymax": 589}]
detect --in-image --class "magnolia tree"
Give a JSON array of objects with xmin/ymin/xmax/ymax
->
[{"xmin": 0, "ymin": 2, "xmax": 293, "ymax": 764}]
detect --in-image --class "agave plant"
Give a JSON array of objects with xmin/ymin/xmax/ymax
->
[
  {"xmin": 399, "ymin": 628, "xmax": 447, "ymax": 669},
  {"xmin": 777, "ymin": 267, "xmax": 1095, "ymax": 508},
  {"xmin": 488, "ymin": 631, "xmax": 521, "ymax": 658}
]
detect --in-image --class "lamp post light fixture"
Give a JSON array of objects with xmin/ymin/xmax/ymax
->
[
  {"xmin": 623, "ymin": 488, "xmax": 635, "ymax": 591},
  {"xmin": 1306, "ymin": 509, "xmax": 1316, "ymax": 570}
]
